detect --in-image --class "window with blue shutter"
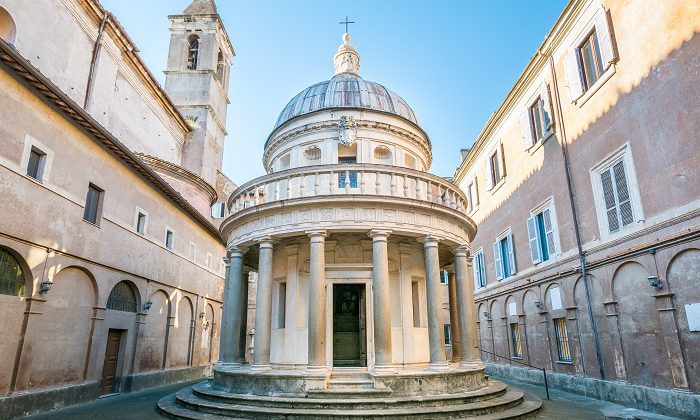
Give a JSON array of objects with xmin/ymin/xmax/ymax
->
[
  {"xmin": 494, "ymin": 232, "xmax": 516, "ymax": 280},
  {"xmin": 527, "ymin": 206, "xmax": 558, "ymax": 265},
  {"xmin": 473, "ymin": 250, "xmax": 486, "ymax": 289},
  {"xmin": 600, "ymin": 160, "xmax": 634, "ymax": 233}
]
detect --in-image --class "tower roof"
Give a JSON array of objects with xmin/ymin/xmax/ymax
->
[{"xmin": 183, "ymin": 0, "xmax": 218, "ymax": 15}]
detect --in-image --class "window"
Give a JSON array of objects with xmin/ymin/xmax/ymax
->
[
  {"xmin": 212, "ymin": 202, "xmax": 225, "ymax": 218},
  {"xmin": 276, "ymin": 282, "xmax": 286, "ymax": 329},
  {"xmin": 136, "ymin": 212, "xmax": 147, "ymax": 235},
  {"xmin": 527, "ymin": 206, "xmax": 557, "ymax": 265},
  {"xmin": 553, "ymin": 318, "xmax": 572, "ymax": 362},
  {"xmin": 493, "ymin": 231, "xmax": 516, "ymax": 280},
  {"xmin": 521, "ymin": 85, "xmax": 553, "ymax": 149},
  {"xmin": 216, "ymin": 50, "xmax": 225, "ymax": 81},
  {"xmin": 472, "ymin": 249, "xmax": 486, "ymax": 289},
  {"xmin": 26, "ymin": 147, "xmax": 46, "ymax": 181},
  {"xmin": 440, "ymin": 270, "xmax": 449, "ymax": 284},
  {"xmin": 107, "ymin": 281, "xmax": 138, "ymax": 312},
  {"xmin": 206, "ymin": 253, "xmax": 213, "ymax": 269},
  {"xmin": 510, "ymin": 323, "xmax": 522, "ymax": 358},
  {"xmin": 548, "ymin": 286, "xmax": 563, "ymax": 310},
  {"xmin": 0, "ymin": 248, "xmax": 25, "ymax": 297},
  {"xmin": 486, "ymin": 144, "xmax": 506, "ymax": 190},
  {"xmin": 165, "ymin": 229, "xmax": 174, "ymax": 249},
  {"xmin": 467, "ymin": 178, "xmax": 479, "ymax": 212},
  {"xmin": 83, "ymin": 183, "xmax": 103, "ymax": 225},
  {"xmin": 489, "ymin": 152, "xmax": 501, "ymax": 186},
  {"xmin": 444, "ymin": 324, "xmax": 452, "ymax": 346},
  {"xmin": 578, "ymin": 31, "xmax": 604, "ymax": 91},
  {"xmin": 564, "ymin": 10, "xmax": 616, "ymax": 102},
  {"xmin": 600, "ymin": 160, "xmax": 634, "ymax": 234},
  {"xmin": 529, "ymin": 96, "xmax": 551, "ymax": 142},
  {"xmin": 338, "ymin": 156, "xmax": 357, "ymax": 188},
  {"xmin": 187, "ymin": 34, "xmax": 199, "ymax": 70}
]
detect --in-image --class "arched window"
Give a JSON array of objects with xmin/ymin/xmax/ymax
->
[
  {"xmin": 216, "ymin": 50, "xmax": 225, "ymax": 81},
  {"xmin": 107, "ymin": 281, "xmax": 138, "ymax": 312},
  {"xmin": 0, "ymin": 248, "xmax": 25, "ymax": 296},
  {"xmin": 187, "ymin": 35, "xmax": 200, "ymax": 70},
  {"xmin": 0, "ymin": 7, "xmax": 17, "ymax": 45}
]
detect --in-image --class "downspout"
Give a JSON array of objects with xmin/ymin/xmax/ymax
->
[
  {"xmin": 547, "ymin": 54, "xmax": 606, "ymax": 380},
  {"xmin": 84, "ymin": 12, "xmax": 109, "ymax": 110}
]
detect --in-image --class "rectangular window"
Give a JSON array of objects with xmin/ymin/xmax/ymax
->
[
  {"xmin": 467, "ymin": 181, "xmax": 474, "ymax": 212},
  {"xmin": 489, "ymin": 151, "xmax": 501, "ymax": 186},
  {"xmin": 554, "ymin": 317, "xmax": 572, "ymax": 362},
  {"xmin": 473, "ymin": 249, "xmax": 486, "ymax": 289},
  {"xmin": 600, "ymin": 160, "xmax": 634, "ymax": 233},
  {"xmin": 276, "ymin": 282, "xmax": 286, "ymax": 329},
  {"xmin": 412, "ymin": 280, "xmax": 421, "ymax": 328},
  {"xmin": 444, "ymin": 324, "xmax": 452, "ymax": 346},
  {"xmin": 578, "ymin": 31, "xmax": 604, "ymax": 91},
  {"xmin": 527, "ymin": 207, "xmax": 557, "ymax": 265},
  {"xmin": 510, "ymin": 323, "xmax": 522, "ymax": 358},
  {"xmin": 190, "ymin": 242, "xmax": 197, "ymax": 261},
  {"xmin": 136, "ymin": 212, "xmax": 147, "ymax": 235},
  {"xmin": 338, "ymin": 156, "xmax": 358, "ymax": 188},
  {"xmin": 206, "ymin": 253, "xmax": 213, "ymax": 269},
  {"xmin": 83, "ymin": 184, "xmax": 103, "ymax": 225},
  {"xmin": 26, "ymin": 147, "xmax": 46, "ymax": 181},
  {"xmin": 165, "ymin": 230, "xmax": 174, "ymax": 249},
  {"xmin": 440, "ymin": 270, "xmax": 449, "ymax": 284},
  {"xmin": 529, "ymin": 97, "xmax": 550, "ymax": 141},
  {"xmin": 212, "ymin": 202, "xmax": 225, "ymax": 218},
  {"xmin": 493, "ymin": 232, "xmax": 516, "ymax": 280}
]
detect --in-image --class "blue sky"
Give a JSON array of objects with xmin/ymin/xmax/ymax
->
[{"xmin": 100, "ymin": 0, "xmax": 567, "ymax": 182}]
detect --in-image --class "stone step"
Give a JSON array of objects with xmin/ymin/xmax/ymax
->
[{"xmin": 161, "ymin": 386, "xmax": 536, "ymax": 419}]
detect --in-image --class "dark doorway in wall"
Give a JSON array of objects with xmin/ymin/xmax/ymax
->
[
  {"xmin": 333, "ymin": 283, "xmax": 366, "ymax": 367},
  {"xmin": 100, "ymin": 329, "xmax": 122, "ymax": 394}
]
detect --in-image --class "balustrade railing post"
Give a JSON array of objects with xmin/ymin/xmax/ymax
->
[
  {"xmin": 330, "ymin": 171, "xmax": 336, "ymax": 194},
  {"xmin": 415, "ymin": 177, "xmax": 421, "ymax": 200},
  {"xmin": 274, "ymin": 181, "xmax": 280, "ymax": 201},
  {"xmin": 403, "ymin": 174, "xmax": 409, "ymax": 197},
  {"xmin": 375, "ymin": 171, "xmax": 381, "ymax": 195},
  {"xmin": 299, "ymin": 174, "xmax": 305, "ymax": 197},
  {"xmin": 390, "ymin": 173, "xmax": 397, "ymax": 196},
  {"xmin": 345, "ymin": 170, "xmax": 351, "ymax": 193},
  {"xmin": 254, "ymin": 187, "xmax": 259, "ymax": 206},
  {"xmin": 436, "ymin": 186, "xmax": 443, "ymax": 205},
  {"xmin": 427, "ymin": 181, "xmax": 433, "ymax": 202},
  {"xmin": 286, "ymin": 176, "xmax": 292, "ymax": 199},
  {"xmin": 360, "ymin": 171, "xmax": 366, "ymax": 194},
  {"xmin": 314, "ymin": 172, "xmax": 320, "ymax": 195}
]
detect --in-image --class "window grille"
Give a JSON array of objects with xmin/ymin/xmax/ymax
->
[
  {"xmin": 444, "ymin": 324, "xmax": 452, "ymax": 346},
  {"xmin": 554, "ymin": 317, "xmax": 572, "ymax": 362},
  {"xmin": 107, "ymin": 281, "xmax": 138, "ymax": 312},
  {"xmin": 0, "ymin": 248, "xmax": 25, "ymax": 297},
  {"xmin": 510, "ymin": 323, "xmax": 522, "ymax": 358}
]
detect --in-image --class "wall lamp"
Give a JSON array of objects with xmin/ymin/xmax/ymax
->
[
  {"xmin": 143, "ymin": 300, "xmax": 153, "ymax": 311},
  {"xmin": 483, "ymin": 311, "xmax": 490, "ymax": 318},
  {"xmin": 38, "ymin": 279, "xmax": 53, "ymax": 294},
  {"xmin": 534, "ymin": 301, "xmax": 544, "ymax": 309},
  {"xmin": 647, "ymin": 276, "xmax": 663, "ymax": 289},
  {"xmin": 199, "ymin": 312, "xmax": 206, "ymax": 319}
]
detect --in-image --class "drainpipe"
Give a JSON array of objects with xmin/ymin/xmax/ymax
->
[
  {"xmin": 547, "ymin": 55, "xmax": 606, "ymax": 380},
  {"xmin": 84, "ymin": 12, "xmax": 109, "ymax": 110}
]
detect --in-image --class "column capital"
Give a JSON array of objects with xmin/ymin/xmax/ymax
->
[
  {"xmin": 227, "ymin": 246, "xmax": 247, "ymax": 259},
  {"xmin": 256, "ymin": 236, "xmax": 275, "ymax": 248},
  {"xmin": 368, "ymin": 229, "xmax": 391, "ymax": 241},
  {"xmin": 454, "ymin": 245, "xmax": 470, "ymax": 258},
  {"xmin": 306, "ymin": 230, "xmax": 328, "ymax": 242},
  {"xmin": 418, "ymin": 235, "xmax": 441, "ymax": 248}
]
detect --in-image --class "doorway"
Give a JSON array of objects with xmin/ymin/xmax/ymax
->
[
  {"xmin": 100, "ymin": 329, "xmax": 122, "ymax": 394},
  {"xmin": 332, "ymin": 284, "xmax": 367, "ymax": 367}
]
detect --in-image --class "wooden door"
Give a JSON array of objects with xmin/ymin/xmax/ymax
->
[{"xmin": 100, "ymin": 330, "xmax": 121, "ymax": 394}]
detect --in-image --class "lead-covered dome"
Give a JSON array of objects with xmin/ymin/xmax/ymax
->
[{"xmin": 273, "ymin": 33, "xmax": 418, "ymax": 130}]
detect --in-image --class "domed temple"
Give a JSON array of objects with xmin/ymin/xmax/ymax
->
[{"xmin": 160, "ymin": 33, "xmax": 541, "ymax": 418}]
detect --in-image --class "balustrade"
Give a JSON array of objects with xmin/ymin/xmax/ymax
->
[{"xmin": 228, "ymin": 164, "xmax": 467, "ymax": 215}]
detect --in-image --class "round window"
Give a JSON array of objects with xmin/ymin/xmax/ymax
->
[
  {"xmin": 374, "ymin": 146, "xmax": 391, "ymax": 160},
  {"xmin": 304, "ymin": 146, "xmax": 322, "ymax": 160}
]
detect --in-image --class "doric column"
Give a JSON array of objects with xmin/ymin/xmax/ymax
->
[
  {"xmin": 230, "ymin": 248, "xmax": 248, "ymax": 363},
  {"xmin": 421, "ymin": 235, "xmax": 448, "ymax": 369},
  {"xmin": 369, "ymin": 230, "xmax": 393, "ymax": 369},
  {"xmin": 447, "ymin": 269, "xmax": 462, "ymax": 362},
  {"xmin": 218, "ymin": 254, "xmax": 234, "ymax": 364},
  {"xmin": 454, "ymin": 245, "xmax": 483, "ymax": 368},
  {"xmin": 252, "ymin": 238, "xmax": 274, "ymax": 369},
  {"xmin": 307, "ymin": 230, "xmax": 328, "ymax": 371}
]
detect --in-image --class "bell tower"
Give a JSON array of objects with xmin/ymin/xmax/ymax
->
[{"xmin": 164, "ymin": 0, "xmax": 234, "ymax": 187}]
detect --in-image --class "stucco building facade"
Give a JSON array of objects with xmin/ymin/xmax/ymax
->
[
  {"xmin": 0, "ymin": 0, "xmax": 235, "ymax": 417},
  {"xmin": 453, "ymin": 0, "xmax": 700, "ymax": 417}
]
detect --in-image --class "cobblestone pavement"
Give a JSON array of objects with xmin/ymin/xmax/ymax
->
[{"xmin": 28, "ymin": 377, "xmax": 678, "ymax": 419}]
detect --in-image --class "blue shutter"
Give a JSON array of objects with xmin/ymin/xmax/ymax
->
[
  {"xmin": 527, "ymin": 216, "xmax": 541, "ymax": 264},
  {"xmin": 507, "ymin": 233, "xmax": 516, "ymax": 275},
  {"xmin": 542, "ymin": 208, "xmax": 556, "ymax": 255},
  {"xmin": 493, "ymin": 242, "xmax": 503, "ymax": 280}
]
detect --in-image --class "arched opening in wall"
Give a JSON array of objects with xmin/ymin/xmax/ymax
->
[
  {"xmin": 405, "ymin": 153, "xmax": 417, "ymax": 169},
  {"xmin": 107, "ymin": 281, "xmax": 140, "ymax": 312},
  {"xmin": 0, "ymin": 7, "xmax": 17, "ymax": 45},
  {"xmin": 202, "ymin": 303, "xmax": 215, "ymax": 363},
  {"xmin": 505, "ymin": 295, "xmax": 521, "ymax": 359},
  {"xmin": 187, "ymin": 34, "xmax": 200, "ymax": 70},
  {"xmin": 0, "ymin": 247, "xmax": 26, "ymax": 297},
  {"xmin": 338, "ymin": 143, "xmax": 358, "ymax": 188},
  {"xmin": 168, "ymin": 295, "xmax": 193, "ymax": 368},
  {"xmin": 522, "ymin": 290, "xmax": 547, "ymax": 368},
  {"xmin": 666, "ymin": 248, "xmax": 700, "ymax": 392},
  {"xmin": 15, "ymin": 266, "xmax": 97, "ymax": 391},
  {"xmin": 216, "ymin": 49, "xmax": 225, "ymax": 81},
  {"xmin": 489, "ymin": 300, "xmax": 505, "ymax": 358},
  {"xmin": 573, "ymin": 274, "xmax": 609, "ymax": 379},
  {"xmin": 136, "ymin": 290, "xmax": 171, "ymax": 372}
]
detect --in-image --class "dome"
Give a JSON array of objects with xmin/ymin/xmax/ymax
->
[
  {"xmin": 273, "ymin": 73, "xmax": 419, "ymax": 130},
  {"xmin": 272, "ymin": 34, "xmax": 419, "ymax": 131}
]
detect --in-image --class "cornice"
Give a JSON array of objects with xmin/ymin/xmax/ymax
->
[
  {"xmin": 0, "ymin": 38, "xmax": 222, "ymax": 243},
  {"xmin": 136, "ymin": 154, "xmax": 218, "ymax": 206}
]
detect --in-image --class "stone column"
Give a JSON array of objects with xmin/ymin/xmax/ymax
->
[
  {"xmin": 446, "ymin": 269, "xmax": 462, "ymax": 362},
  {"xmin": 455, "ymin": 246, "xmax": 483, "ymax": 368},
  {"xmin": 422, "ymin": 235, "xmax": 448, "ymax": 369},
  {"xmin": 252, "ymin": 238, "xmax": 274, "ymax": 369},
  {"xmin": 370, "ymin": 230, "xmax": 393, "ymax": 369},
  {"xmin": 230, "ymin": 248, "xmax": 248, "ymax": 363},
  {"xmin": 307, "ymin": 230, "xmax": 328, "ymax": 371},
  {"xmin": 218, "ymin": 255, "xmax": 234, "ymax": 364}
]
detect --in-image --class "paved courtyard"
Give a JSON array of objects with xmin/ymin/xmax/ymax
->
[{"xmin": 27, "ymin": 377, "xmax": 678, "ymax": 420}]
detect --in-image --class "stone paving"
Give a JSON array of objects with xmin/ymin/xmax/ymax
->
[{"xmin": 27, "ymin": 377, "xmax": 679, "ymax": 419}]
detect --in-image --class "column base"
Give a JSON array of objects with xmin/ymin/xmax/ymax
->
[
  {"xmin": 250, "ymin": 364, "xmax": 271, "ymax": 371},
  {"xmin": 305, "ymin": 365, "xmax": 327, "ymax": 374},
  {"xmin": 459, "ymin": 359, "xmax": 484, "ymax": 370},
  {"xmin": 216, "ymin": 361, "xmax": 242, "ymax": 369},
  {"xmin": 427, "ymin": 362, "xmax": 450, "ymax": 371},
  {"xmin": 372, "ymin": 364, "xmax": 398, "ymax": 374}
]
